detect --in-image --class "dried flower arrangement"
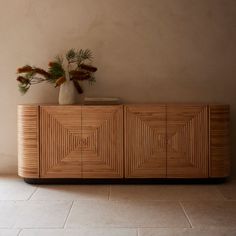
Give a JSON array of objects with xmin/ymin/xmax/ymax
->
[{"xmin": 16, "ymin": 48, "xmax": 97, "ymax": 94}]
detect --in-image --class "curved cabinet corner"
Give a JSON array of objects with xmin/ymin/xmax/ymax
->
[
  {"xmin": 209, "ymin": 105, "xmax": 230, "ymax": 178},
  {"xmin": 18, "ymin": 105, "xmax": 39, "ymax": 178}
]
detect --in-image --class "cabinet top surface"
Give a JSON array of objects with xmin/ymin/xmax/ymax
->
[{"xmin": 17, "ymin": 103, "xmax": 230, "ymax": 107}]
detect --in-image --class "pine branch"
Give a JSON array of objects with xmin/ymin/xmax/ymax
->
[
  {"xmin": 55, "ymin": 55, "xmax": 64, "ymax": 65},
  {"xmin": 66, "ymin": 48, "xmax": 76, "ymax": 62},
  {"xmin": 18, "ymin": 83, "xmax": 30, "ymax": 94},
  {"xmin": 48, "ymin": 61, "xmax": 65, "ymax": 83},
  {"xmin": 77, "ymin": 49, "xmax": 93, "ymax": 65}
]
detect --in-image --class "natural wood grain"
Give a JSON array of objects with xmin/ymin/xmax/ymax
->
[
  {"xmin": 18, "ymin": 105, "xmax": 39, "ymax": 178},
  {"xmin": 18, "ymin": 103, "xmax": 230, "ymax": 180},
  {"xmin": 167, "ymin": 104, "xmax": 209, "ymax": 178},
  {"xmin": 82, "ymin": 105, "xmax": 123, "ymax": 178},
  {"xmin": 125, "ymin": 104, "xmax": 167, "ymax": 178},
  {"xmin": 40, "ymin": 106, "xmax": 82, "ymax": 178},
  {"xmin": 209, "ymin": 105, "xmax": 230, "ymax": 177}
]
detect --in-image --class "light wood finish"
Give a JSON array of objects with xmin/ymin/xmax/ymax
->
[
  {"xmin": 82, "ymin": 106, "xmax": 123, "ymax": 178},
  {"xmin": 17, "ymin": 104, "xmax": 230, "ymax": 179},
  {"xmin": 18, "ymin": 105, "xmax": 39, "ymax": 178},
  {"xmin": 209, "ymin": 105, "xmax": 230, "ymax": 177},
  {"xmin": 40, "ymin": 106, "xmax": 82, "ymax": 178},
  {"xmin": 167, "ymin": 105, "xmax": 209, "ymax": 178},
  {"xmin": 125, "ymin": 105, "xmax": 166, "ymax": 178}
]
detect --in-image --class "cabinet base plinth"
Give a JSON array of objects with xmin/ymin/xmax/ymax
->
[{"xmin": 23, "ymin": 178, "xmax": 229, "ymax": 185}]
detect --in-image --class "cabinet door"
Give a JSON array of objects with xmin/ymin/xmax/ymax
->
[
  {"xmin": 40, "ymin": 106, "xmax": 82, "ymax": 178},
  {"xmin": 125, "ymin": 105, "xmax": 166, "ymax": 178},
  {"xmin": 82, "ymin": 106, "xmax": 123, "ymax": 178},
  {"xmin": 167, "ymin": 105, "xmax": 208, "ymax": 178}
]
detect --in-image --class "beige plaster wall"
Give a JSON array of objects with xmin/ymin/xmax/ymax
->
[{"xmin": 0, "ymin": 0, "xmax": 235, "ymax": 176}]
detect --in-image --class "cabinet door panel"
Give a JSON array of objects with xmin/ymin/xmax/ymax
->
[
  {"xmin": 82, "ymin": 106, "xmax": 123, "ymax": 178},
  {"xmin": 125, "ymin": 105, "xmax": 166, "ymax": 178},
  {"xmin": 40, "ymin": 106, "xmax": 82, "ymax": 178},
  {"xmin": 167, "ymin": 105, "xmax": 208, "ymax": 178}
]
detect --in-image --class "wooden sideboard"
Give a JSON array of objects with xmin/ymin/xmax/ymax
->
[{"xmin": 18, "ymin": 104, "xmax": 230, "ymax": 181}]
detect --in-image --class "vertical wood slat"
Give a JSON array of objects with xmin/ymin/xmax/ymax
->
[
  {"xmin": 82, "ymin": 105, "xmax": 123, "ymax": 178},
  {"xmin": 40, "ymin": 106, "xmax": 82, "ymax": 178},
  {"xmin": 18, "ymin": 105, "xmax": 39, "ymax": 178},
  {"xmin": 124, "ymin": 104, "xmax": 166, "ymax": 178},
  {"xmin": 167, "ymin": 104, "xmax": 209, "ymax": 178},
  {"xmin": 209, "ymin": 105, "xmax": 230, "ymax": 177}
]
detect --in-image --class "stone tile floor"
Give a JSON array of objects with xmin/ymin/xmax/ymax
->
[{"xmin": 0, "ymin": 176, "xmax": 236, "ymax": 236}]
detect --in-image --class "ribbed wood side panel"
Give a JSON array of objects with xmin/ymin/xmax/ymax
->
[
  {"xmin": 125, "ymin": 105, "xmax": 166, "ymax": 178},
  {"xmin": 82, "ymin": 106, "xmax": 123, "ymax": 178},
  {"xmin": 167, "ymin": 105, "xmax": 208, "ymax": 178},
  {"xmin": 40, "ymin": 106, "xmax": 82, "ymax": 178},
  {"xmin": 209, "ymin": 105, "xmax": 230, "ymax": 177},
  {"xmin": 18, "ymin": 105, "xmax": 39, "ymax": 178}
]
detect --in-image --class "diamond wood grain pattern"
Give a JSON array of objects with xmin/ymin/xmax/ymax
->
[
  {"xmin": 18, "ymin": 105, "xmax": 39, "ymax": 178},
  {"xmin": 209, "ymin": 105, "xmax": 230, "ymax": 177},
  {"xmin": 81, "ymin": 106, "xmax": 123, "ymax": 178},
  {"xmin": 167, "ymin": 105, "xmax": 208, "ymax": 178},
  {"xmin": 125, "ymin": 105, "xmax": 166, "ymax": 178},
  {"xmin": 40, "ymin": 106, "xmax": 82, "ymax": 178}
]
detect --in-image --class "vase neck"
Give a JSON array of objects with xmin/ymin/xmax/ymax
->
[{"xmin": 64, "ymin": 67, "xmax": 70, "ymax": 81}]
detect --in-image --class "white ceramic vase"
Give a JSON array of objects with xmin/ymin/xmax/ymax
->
[{"xmin": 58, "ymin": 69, "xmax": 76, "ymax": 105}]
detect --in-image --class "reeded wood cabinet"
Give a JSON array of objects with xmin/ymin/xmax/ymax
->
[
  {"xmin": 18, "ymin": 105, "xmax": 123, "ymax": 179},
  {"xmin": 18, "ymin": 104, "xmax": 230, "ymax": 180}
]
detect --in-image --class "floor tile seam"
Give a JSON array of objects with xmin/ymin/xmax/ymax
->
[
  {"xmin": 0, "ymin": 227, "xmax": 15, "ymax": 229},
  {"xmin": 178, "ymin": 201, "xmax": 193, "ymax": 228},
  {"xmin": 64, "ymin": 226, "xmax": 198, "ymax": 229},
  {"xmin": 107, "ymin": 198, "xmax": 233, "ymax": 202},
  {"xmin": 137, "ymin": 226, "xmax": 197, "ymax": 229},
  {"xmin": 69, "ymin": 199, "xmax": 236, "ymax": 203},
  {"xmin": 17, "ymin": 228, "xmax": 22, "ymax": 236},
  {"xmin": 5, "ymin": 226, "xmax": 228, "ymax": 230},
  {"xmin": 27, "ymin": 187, "xmax": 38, "ymax": 200},
  {"xmin": 214, "ymin": 186, "xmax": 229, "ymax": 200},
  {"xmin": 176, "ymin": 199, "xmax": 236, "ymax": 203},
  {"xmin": 136, "ymin": 226, "xmax": 236, "ymax": 229},
  {"xmin": 63, "ymin": 201, "xmax": 74, "ymax": 229},
  {"xmin": 5, "ymin": 226, "xmax": 236, "ymax": 230},
  {"xmin": 0, "ymin": 199, "xmax": 74, "ymax": 202},
  {"xmin": 2, "ymin": 199, "xmax": 236, "ymax": 202},
  {"xmin": 12, "ymin": 226, "xmax": 70, "ymax": 230},
  {"xmin": 9, "ymin": 226, "xmax": 140, "ymax": 230},
  {"xmin": 71, "ymin": 199, "xmax": 183, "ymax": 203},
  {"xmin": 108, "ymin": 185, "xmax": 111, "ymax": 200}
]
